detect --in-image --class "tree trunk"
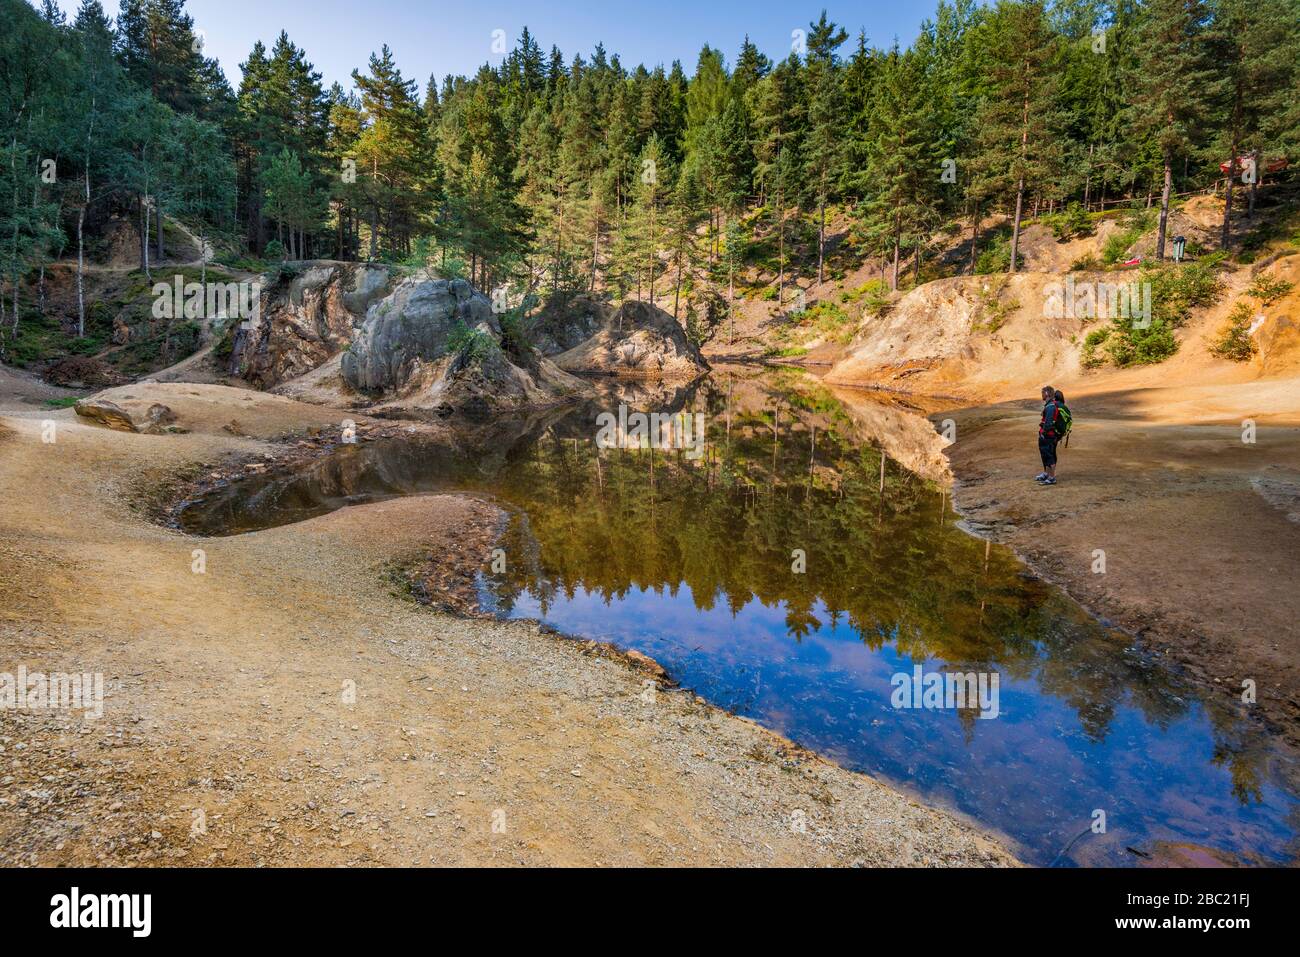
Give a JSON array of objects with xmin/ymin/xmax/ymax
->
[
  {"xmin": 76, "ymin": 199, "xmax": 87, "ymax": 337},
  {"xmin": 673, "ymin": 254, "xmax": 682, "ymax": 319},
  {"xmin": 1009, "ymin": 89, "xmax": 1029, "ymax": 274},
  {"xmin": 140, "ymin": 195, "xmax": 152, "ymax": 279},
  {"xmin": 1155, "ymin": 155, "xmax": 1172, "ymax": 260},
  {"xmin": 1247, "ymin": 149, "xmax": 1259, "ymax": 218},
  {"xmin": 1009, "ymin": 174, "xmax": 1025, "ymax": 274},
  {"xmin": 817, "ymin": 196, "xmax": 826, "ymax": 284},
  {"xmin": 776, "ymin": 190, "xmax": 785, "ymax": 306}
]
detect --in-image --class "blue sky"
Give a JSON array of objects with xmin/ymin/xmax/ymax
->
[{"xmin": 53, "ymin": 0, "xmax": 938, "ymax": 92}]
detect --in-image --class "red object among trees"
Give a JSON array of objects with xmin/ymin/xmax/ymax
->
[{"xmin": 1220, "ymin": 154, "xmax": 1290, "ymax": 176}]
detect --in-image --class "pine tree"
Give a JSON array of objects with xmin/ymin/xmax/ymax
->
[
  {"xmin": 115, "ymin": 0, "xmax": 204, "ymax": 113},
  {"xmin": 803, "ymin": 11, "xmax": 849, "ymax": 284},
  {"xmin": 351, "ymin": 44, "xmax": 436, "ymax": 260},
  {"xmin": 968, "ymin": 0, "xmax": 1063, "ymax": 272},
  {"xmin": 1210, "ymin": 0, "xmax": 1296, "ymax": 247},
  {"xmin": 858, "ymin": 46, "xmax": 934, "ymax": 289},
  {"xmin": 1126, "ymin": 0, "xmax": 1215, "ymax": 259}
]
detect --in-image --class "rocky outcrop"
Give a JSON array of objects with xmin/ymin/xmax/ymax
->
[
  {"xmin": 75, "ymin": 397, "xmax": 177, "ymax": 434},
  {"xmin": 385, "ymin": 343, "xmax": 586, "ymax": 420},
  {"xmin": 340, "ymin": 276, "xmax": 589, "ymax": 419},
  {"xmin": 342, "ymin": 277, "xmax": 495, "ymax": 392},
  {"xmin": 552, "ymin": 300, "xmax": 709, "ymax": 382},
  {"xmin": 531, "ymin": 293, "xmax": 611, "ymax": 355},
  {"xmin": 231, "ymin": 262, "xmax": 392, "ymax": 389}
]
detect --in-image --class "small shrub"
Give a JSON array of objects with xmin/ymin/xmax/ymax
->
[
  {"xmin": 1101, "ymin": 209, "xmax": 1154, "ymax": 265},
  {"xmin": 976, "ymin": 235, "xmax": 1011, "ymax": 274},
  {"xmin": 439, "ymin": 255, "xmax": 468, "ymax": 281},
  {"xmin": 497, "ymin": 306, "xmax": 536, "ymax": 363},
  {"xmin": 1211, "ymin": 302, "xmax": 1258, "ymax": 362},
  {"xmin": 262, "ymin": 239, "xmax": 286, "ymax": 260},
  {"xmin": 1081, "ymin": 327, "xmax": 1110, "ymax": 368},
  {"xmin": 1046, "ymin": 203, "xmax": 1094, "ymax": 242},
  {"xmin": 1105, "ymin": 320, "xmax": 1178, "ymax": 366},
  {"xmin": 446, "ymin": 320, "xmax": 497, "ymax": 366},
  {"xmin": 1246, "ymin": 273, "xmax": 1294, "ymax": 305},
  {"xmin": 1143, "ymin": 258, "xmax": 1225, "ymax": 328}
]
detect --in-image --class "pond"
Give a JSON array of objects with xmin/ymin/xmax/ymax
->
[{"xmin": 178, "ymin": 367, "xmax": 1300, "ymax": 866}]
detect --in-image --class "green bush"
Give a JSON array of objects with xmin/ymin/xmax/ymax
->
[
  {"xmin": 975, "ymin": 235, "xmax": 1011, "ymax": 274},
  {"xmin": 1101, "ymin": 209, "xmax": 1154, "ymax": 264},
  {"xmin": 1211, "ymin": 302, "xmax": 1258, "ymax": 362},
  {"xmin": 1104, "ymin": 319, "xmax": 1179, "ymax": 366},
  {"xmin": 446, "ymin": 320, "xmax": 497, "ymax": 366},
  {"xmin": 1046, "ymin": 203, "xmax": 1094, "ymax": 242},
  {"xmin": 1144, "ymin": 257, "xmax": 1225, "ymax": 328},
  {"xmin": 1246, "ymin": 273, "xmax": 1294, "ymax": 305},
  {"xmin": 1081, "ymin": 258, "xmax": 1226, "ymax": 369},
  {"xmin": 1081, "ymin": 327, "xmax": 1110, "ymax": 368},
  {"xmin": 497, "ymin": 306, "xmax": 536, "ymax": 363}
]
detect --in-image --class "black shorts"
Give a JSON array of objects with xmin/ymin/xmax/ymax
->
[{"xmin": 1039, "ymin": 434, "xmax": 1059, "ymax": 469}]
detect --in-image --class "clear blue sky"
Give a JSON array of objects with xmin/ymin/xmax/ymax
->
[{"xmin": 53, "ymin": 0, "xmax": 939, "ymax": 93}]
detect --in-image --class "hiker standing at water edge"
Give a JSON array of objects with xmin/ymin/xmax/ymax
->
[{"xmin": 1036, "ymin": 385, "xmax": 1066, "ymax": 485}]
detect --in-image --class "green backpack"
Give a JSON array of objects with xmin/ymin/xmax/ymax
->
[{"xmin": 1057, "ymin": 404, "xmax": 1073, "ymax": 446}]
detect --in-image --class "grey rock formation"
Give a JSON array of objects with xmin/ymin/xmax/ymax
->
[
  {"xmin": 74, "ymin": 398, "xmax": 177, "ymax": 434},
  {"xmin": 231, "ymin": 261, "xmax": 392, "ymax": 388},
  {"xmin": 341, "ymin": 277, "xmax": 497, "ymax": 393},
  {"xmin": 531, "ymin": 294, "xmax": 611, "ymax": 355},
  {"xmin": 553, "ymin": 300, "xmax": 709, "ymax": 382}
]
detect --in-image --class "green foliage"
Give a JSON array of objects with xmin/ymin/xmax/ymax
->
[
  {"xmin": 976, "ymin": 234, "xmax": 1012, "ymax": 275},
  {"xmin": 438, "ymin": 255, "xmax": 468, "ymax": 281},
  {"xmin": 1044, "ymin": 203, "xmax": 1094, "ymax": 242},
  {"xmin": 1211, "ymin": 301, "xmax": 1258, "ymax": 361},
  {"xmin": 1143, "ymin": 258, "xmax": 1226, "ymax": 327},
  {"xmin": 1083, "ymin": 258, "xmax": 1227, "ymax": 368},
  {"xmin": 5, "ymin": 0, "xmax": 1300, "ymax": 370},
  {"xmin": 1246, "ymin": 273, "xmax": 1294, "ymax": 305},
  {"xmin": 497, "ymin": 305, "xmax": 537, "ymax": 364},
  {"xmin": 1080, "ymin": 327, "xmax": 1111, "ymax": 369},
  {"xmin": 445, "ymin": 321, "xmax": 497, "ymax": 366},
  {"xmin": 1102, "ymin": 210, "xmax": 1154, "ymax": 265}
]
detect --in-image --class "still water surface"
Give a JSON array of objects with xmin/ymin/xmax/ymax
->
[{"xmin": 179, "ymin": 369, "xmax": 1299, "ymax": 866}]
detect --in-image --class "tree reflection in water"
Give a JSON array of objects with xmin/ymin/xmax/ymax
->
[{"xmin": 180, "ymin": 369, "xmax": 1300, "ymax": 866}]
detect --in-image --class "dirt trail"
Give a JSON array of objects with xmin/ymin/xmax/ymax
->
[{"xmin": 0, "ymin": 384, "xmax": 1014, "ymax": 867}]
